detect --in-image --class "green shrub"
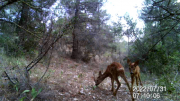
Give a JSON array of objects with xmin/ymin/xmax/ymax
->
[{"xmin": 0, "ymin": 34, "xmax": 24, "ymax": 56}]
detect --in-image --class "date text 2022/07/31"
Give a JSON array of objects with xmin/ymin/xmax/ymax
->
[{"xmin": 133, "ymin": 86, "xmax": 166, "ymax": 99}]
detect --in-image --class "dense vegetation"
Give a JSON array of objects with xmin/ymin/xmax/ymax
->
[{"xmin": 0, "ymin": 0, "xmax": 179, "ymax": 100}]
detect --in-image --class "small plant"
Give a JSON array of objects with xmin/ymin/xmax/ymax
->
[
  {"xmin": 49, "ymin": 69, "xmax": 56, "ymax": 73},
  {"xmin": 20, "ymin": 88, "xmax": 42, "ymax": 101},
  {"xmin": 44, "ymin": 69, "xmax": 56, "ymax": 79},
  {"xmin": 59, "ymin": 71, "xmax": 63, "ymax": 77},
  {"xmin": 92, "ymin": 85, "xmax": 97, "ymax": 90},
  {"xmin": 75, "ymin": 64, "xmax": 79, "ymax": 67},
  {"xmin": 19, "ymin": 90, "xmax": 31, "ymax": 101},
  {"xmin": 78, "ymin": 73, "xmax": 83, "ymax": 78},
  {"xmin": 59, "ymin": 58, "xmax": 64, "ymax": 63},
  {"xmin": 14, "ymin": 84, "xmax": 19, "ymax": 92},
  {"xmin": 31, "ymin": 88, "xmax": 42, "ymax": 101}
]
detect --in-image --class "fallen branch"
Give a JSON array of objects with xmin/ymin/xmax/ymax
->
[{"xmin": 4, "ymin": 71, "xmax": 15, "ymax": 84}]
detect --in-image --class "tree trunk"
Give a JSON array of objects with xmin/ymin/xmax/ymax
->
[
  {"xmin": 16, "ymin": 1, "xmax": 29, "ymax": 48},
  {"xmin": 71, "ymin": 0, "xmax": 80, "ymax": 59}
]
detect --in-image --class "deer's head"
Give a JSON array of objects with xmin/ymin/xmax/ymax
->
[
  {"xmin": 127, "ymin": 59, "xmax": 139, "ymax": 74},
  {"xmin": 93, "ymin": 71, "xmax": 104, "ymax": 86}
]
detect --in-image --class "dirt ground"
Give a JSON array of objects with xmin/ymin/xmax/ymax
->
[{"xmin": 30, "ymin": 56, "xmax": 133, "ymax": 101}]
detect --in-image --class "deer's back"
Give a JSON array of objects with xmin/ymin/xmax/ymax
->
[{"xmin": 107, "ymin": 62, "xmax": 124, "ymax": 76}]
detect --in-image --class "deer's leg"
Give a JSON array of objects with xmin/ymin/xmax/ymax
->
[
  {"xmin": 131, "ymin": 75, "xmax": 135, "ymax": 93},
  {"xmin": 111, "ymin": 77, "xmax": 115, "ymax": 92},
  {"xmin": 131, "ymin": 76, "xmax": 135, "ymax": 101},
  {"xmin": 120, "ymin": 72, "xmax": 131, "ymax": 91},
  {"xmin": 136, "ymin": 76, "xmax": 140, "ymax": 93},
  {"xmin": 120, "ymin": 72, "xmax": 134, "ymax": 101},
  {"xmin": 138, "ymin": 74, "xmax": 143, "ymax": 86},
  {"xmin": 113, "ymin": 76, "xmax": 121, "ymax": 96}
]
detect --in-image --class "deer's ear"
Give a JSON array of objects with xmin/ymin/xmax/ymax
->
[
  {"xmin": 134, "ymin": 60, "xmax": 139, "ymax": 67},
  {"xmin": 127, "ymin": 59, "xmax": 131, "ymax": 65},
  {"xmin": 99, "ymin": 71, "xmax": 102, "ymax": 76}
]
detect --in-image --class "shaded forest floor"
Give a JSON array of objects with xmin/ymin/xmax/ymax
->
[
  {"xmin": 2, "ymin": 54, "xmax": 175, "ymax": 101},
  {"xmin": 30, "ymin": 56, "xmax": 133, "ymax": 101}
]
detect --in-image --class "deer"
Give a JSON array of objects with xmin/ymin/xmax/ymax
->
[
  {"xmin": 127, "ymin": 59, "xmax": 143, "ymax": 93},
  {"xmin": 93, "ymin": 62, "xmax": 134, "ymax": 101}
]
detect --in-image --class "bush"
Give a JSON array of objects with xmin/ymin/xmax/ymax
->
[
  {"xmin": 0, "ymin": 32, "xmax": 37, "ymax": 57},
  {"xmin": 0, "ymin": 33, "xmax": 24, "ymax": 56}
]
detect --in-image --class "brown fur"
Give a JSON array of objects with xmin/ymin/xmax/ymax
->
[
  {"xmin": 94, "ymin": 62, "xmax": 134, "ymax": 101},
  {"xmin": 127, "ymin": 59, "xmax": 143, "ymax": 93}
]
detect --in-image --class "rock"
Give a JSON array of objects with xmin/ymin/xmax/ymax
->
[{"xmin": 94, "ymin": 55, "xmax": 100, "ymax": 63}]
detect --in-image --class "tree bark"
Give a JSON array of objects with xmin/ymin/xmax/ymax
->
[
  {"xmin": 71, "ymin": 0, "xmax": 80, "ymax": 59},
  {"xmin": 16, "ymin": 0, "xmax": 30, "ymax": 48}
]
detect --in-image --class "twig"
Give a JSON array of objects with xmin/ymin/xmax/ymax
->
[
  {"xmin": 20, "ymin": 0, "xmax": 42, "ymax": 12},
  {"xmin": 1, "ymin": 95, "xmax": 5, "ymax": 101},
  {"xmin": 173, "ymin": 70, "xmax": 178, "ymax": 82},
  {"xmin": 16, "ymin": 65, "xmax": 26, "ymax": 83},
  {"xmin": 26, "ymin": 33, "xmax": 64, "ymax": 71},
  {"xmin": 26, "ymin": 20, "xmax": 72, "ymax": 71},
  {"xmin": 0, "ymin": 0, "xmax": 19, "ymax": 11},
  {"xmin": 145, "ymin": 21, "xmax": 179, "ymax": 57},
  {"xmin": 0, "ymin": 19, "xmax": 41, "ymax": 39},
  {"xmin": 4, "ymin": 71, "xmax": 15, "ymax": 84},
  {"xmin": 35, "ymin": 44, "xmax": 54, "ymax": 85}
]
